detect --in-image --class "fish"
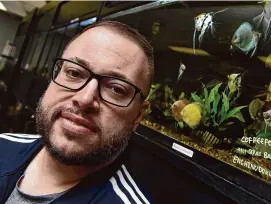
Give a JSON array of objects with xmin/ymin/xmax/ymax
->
[
  {"xmin": 193, "ymin": 8, "xmax": 228, "ymax": 52},
  {"xmin": 171, "ymin": 99, "xmax": 189, "ymax": 121},
  {"xmin": 193, "ymin": 13, "xmax": 213, "ymax": 52},
  {"xmin": 230, "ymin": 22, "xmax": 262, "ymax": 57},
  {"xmin": 196, "ymin": 130, "xmax": 221, "ymax": 146},
  {"xmin": 177, "ymin": 60, "xmax": 186, "ymax": 83},
  {"xmin": 253, "ymin": 1, "xmax": 271, "ymax": 50},
  {"xmin": 263, "ymin": 109, "xmax": 271, "ymax": 127}
]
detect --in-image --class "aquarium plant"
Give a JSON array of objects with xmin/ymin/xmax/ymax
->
[
  {"xmin": 189, "ymin": 82, "xmax": 246, "ymax": 130},
  {"xmin": 144, "ymin": 83, "xmax": 176, "ymax": 123},
  {"xmin": 239, "ymin": 82, "xmax": 271, "ymax": 162},
  {"xmin": 172, "ymin": 74, "xmax": 247, "ymax": 146},
  {"xmin": 247, "ymin": 81, "xmax": 271, "ymax": 138}
]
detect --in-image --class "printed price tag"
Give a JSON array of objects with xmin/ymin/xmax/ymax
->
[{"xmin": 172, "ymin": 142, "xmax": 194, "ymax": 158}]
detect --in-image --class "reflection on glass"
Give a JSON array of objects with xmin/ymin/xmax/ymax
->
[
  {"xmin": 14, "ymin": 35, "xmax": 25, "ymax": 59},
  {"xmin": 67, "ymin": 22, "xmax": 78, "ymax": 30},
  {"xmin": 80, "ymin": 17, "xmax": 97, "ymax": 27},
  {"xmin": 23, "ymin": 34, "xmax": 40, "ymax": 71},
  {"xmin": 30, "ymin": 32, "xmax": 47, "ymax": 71}
]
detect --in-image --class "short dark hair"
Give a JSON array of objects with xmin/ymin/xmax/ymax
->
[{"xmin": 64, "ymin": 20, "xmax": 154, "ymax": 97}]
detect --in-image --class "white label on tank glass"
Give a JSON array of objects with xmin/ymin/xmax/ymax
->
[{"xmin": 172, "ymin": 142, "xmax": 194, "ymax": 158}]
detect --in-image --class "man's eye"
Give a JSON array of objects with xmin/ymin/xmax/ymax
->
[
  {"xmin": 65, "ymin": 68, "xmax": 83, "ymax": 79},
  {"xmin": 107, "ymin": 84, "xmax": 127, "ymax": 95}
]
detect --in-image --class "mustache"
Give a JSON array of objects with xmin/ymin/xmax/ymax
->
[{"xmin": 50, "ymin": 105, "xmax": 101, "ymax": 132}]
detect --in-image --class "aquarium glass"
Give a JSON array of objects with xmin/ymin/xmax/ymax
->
[{"xmin": 114, "ymin": 1, "xmax": 271, "ymax": 184}]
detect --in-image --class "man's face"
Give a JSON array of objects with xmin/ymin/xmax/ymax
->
[{"xmin": 36, "ymin": 27, "xmax": 149, "ymax": 166}]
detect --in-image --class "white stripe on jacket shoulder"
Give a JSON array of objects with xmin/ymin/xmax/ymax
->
[
  {"xmin": 0, "ymin": 133, "xmax": 40, "ymax": 143},
  {"xmin": 110, "ymin": 164, "xmax": 150, "ymax": 204}
]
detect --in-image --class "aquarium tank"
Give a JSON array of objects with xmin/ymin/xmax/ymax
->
[{"xmin": 112, "ymin": 0, "xmax": 271, "ymax": 187}]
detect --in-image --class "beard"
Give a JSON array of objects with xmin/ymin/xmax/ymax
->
[{"xmin": 35, "ymin": 97, "xmax": 134, "ymax": 166}]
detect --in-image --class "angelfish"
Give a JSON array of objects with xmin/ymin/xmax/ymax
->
[
  {"xmin": 193, "ymin": 8, "xmax": 228, "ymax": 53},
  {"xmin": 194, "ymin": 13, "xmax": 213, "ymax": 48}
]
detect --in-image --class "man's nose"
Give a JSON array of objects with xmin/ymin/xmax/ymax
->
[{"xmin": 71, "ymin": 79, "xmax": 100, "ymax": 112}]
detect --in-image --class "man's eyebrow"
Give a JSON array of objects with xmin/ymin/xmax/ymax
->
[
  {"xmin": 70, "ymin": 57, "xmax": 90, "ymax": 68},
  {"xmin": 68, "ymin": 56, "xmax": 134, "ymax": 84},
  {"xmin": 104, "ymin": 70, "xmax": 133, "ymax": 84}
]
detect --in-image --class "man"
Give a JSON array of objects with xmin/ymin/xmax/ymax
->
[{"xmin": 0, "ymin": 20, "xmax": 154, "ymax": 204}]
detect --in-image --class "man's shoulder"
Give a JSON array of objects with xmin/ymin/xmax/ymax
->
[
  {"xmin": 0, "ymin": 133, "xmax": 41, "ymax": 161},
  {"xmin": 101, "ymin": 164, "xmax": 151, "ymax": 204}
]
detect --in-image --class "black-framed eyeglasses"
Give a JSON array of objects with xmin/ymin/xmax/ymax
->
[{"xmin": 51, "ymin": 58, "xmax": 145, "ymax": 107}]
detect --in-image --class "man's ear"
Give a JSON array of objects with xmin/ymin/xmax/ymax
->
[{"xmin": 132, "ymin": 101, "xmax": 149, "ymax": 132}]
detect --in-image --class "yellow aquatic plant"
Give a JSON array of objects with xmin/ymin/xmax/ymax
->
[
  {"xmin": 181, "ymin": 103, "xmax": 202, "ymax": 129},
  {"xmin": 227, "ymin": 73, "xmax": 241, "ymax": 97}
]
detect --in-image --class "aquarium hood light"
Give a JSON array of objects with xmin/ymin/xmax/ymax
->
[
  {"xmin": 168, "ymin": 46, "xmax": 210, "ymax": 56},
  {"xmin": 169, "ymin": 46, "xmax": 271, "ymax": 69},
  {"xmin": 0, "ymin": 2, "xmax": 7, "ymax": 11}
]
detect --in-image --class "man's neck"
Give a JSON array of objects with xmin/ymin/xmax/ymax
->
[{"xmin": 18, "ymin": 147, "xmax": 106, "ymax": 196}]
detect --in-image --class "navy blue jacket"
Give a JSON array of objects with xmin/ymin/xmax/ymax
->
[{"xmin": 0, "ymin": 133, "xmax": 151, "ymax": 204}]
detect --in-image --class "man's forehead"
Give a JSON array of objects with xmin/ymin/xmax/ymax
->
[
  {"xmin": 76, "ymin": 27, "xmax": 139, "ymax": 50},
  {"xmin": 65, "ymin": 26, "xmax": 147, "ymax": 65},
  {"xmin": 65, "ymin": 27, "xmax": 146, "ymax": 63}
]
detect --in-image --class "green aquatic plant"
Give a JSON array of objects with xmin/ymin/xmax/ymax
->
[
  {"xmin": 167, "ymin": 80, "xmax": 246, "ymax": 147},
  {"xmin": 248, "ymin": 100, "xmax": 271, "ymax": 138},
  {"xmin": 145, "ymin": 84, "xmax": 162, "ymax": 116},
  {"xmin": 240, "ymin": 82, "xmax": 271, "ymax": 160},
  {"xmin": 267, "ymin": 82, "xmax": 271, "ymax": 102},
  {"xmin": 226, "ymin": 73, "xmax": 242, "ymax": 103},
  {"xmin": 145, "ymin": 83, "xmax": 176, "ymax": 118},
  {"xmin": 247, "ymin": 81, "xmax": 271, "ymax": 138},
  {"xmin": 249, "ymin": 98, "xmax": 265, "ymax": 120},
  {"xmin": 189, "ymin": 82, "xmax": 246, "ymax": 130},
  {"xmin": 246, "ymin": 107, "xmax": 271, "ymax": 162},
  {"xmin": 182, "ymin": 81, "xmax": 247, "ymax": 147}
]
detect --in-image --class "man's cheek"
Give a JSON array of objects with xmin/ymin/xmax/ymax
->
[
  {"xmin": 42, "ymin": 86, "xmax": 65, "ymax": 108},
  {"xmin": 49, "ymin": 120, "xmax": 68, "ymax": 144},
  {"xmin": 104, "ymin": 118, "xmax": 126, "ymax": 134}
]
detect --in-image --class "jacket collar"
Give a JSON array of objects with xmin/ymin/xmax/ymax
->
[
  {"xmin": 0, "ymin": 139, "xmax": 43, "ymax": 175},
  {"xmin": 50, "ymin": 152, "xmax": 126, "ymax": 203},
  {"xmin": 0, "ymin": 138, "xmax": 126, "ymax": 176}
]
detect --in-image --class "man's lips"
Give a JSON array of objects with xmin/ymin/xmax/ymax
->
[{"xmin": 60, "ymin": 111, "xmax": 98, "ymax": 132}]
